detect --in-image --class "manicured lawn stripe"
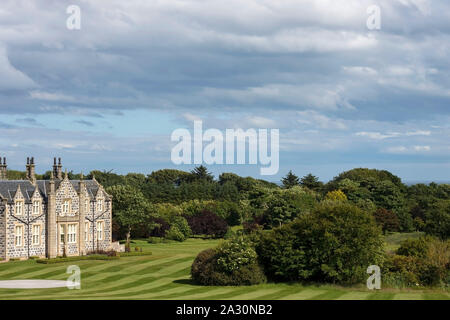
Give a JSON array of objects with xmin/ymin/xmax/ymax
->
[
  {"xmin": 422, "ymin": 293, "xmax": 450, "ymax": 300},
  {"xmin": 393, "ymin": 293, "xmax": 424, "ymax": 300},
  {"xmin": 202, "ymin": 287, "xmax": 263, "ymax": 300},
  {"xmin": 336, "ymin": 291, "xmax": 372, "ymax": 300},
  {"xmin": 280, "ymin": 289, "xmax": 327, "ymax": 300},
  {"xmin": 366, "ymin": 292, "xmax": 396, "ymax": 300},
  {"xmin": 224, "ymin": 288, "xmax": 285, "ymax": 300},
  {"xmin": 167, "ymin": 288, "xmax": 236, "ymax": 300},
  {"xmin": 0, "ymin": 239, "xmax": 446, "ymax": 300},
  {"xmin": 311, "ymin": 290, "xmax": 347, "ymax": 300}
]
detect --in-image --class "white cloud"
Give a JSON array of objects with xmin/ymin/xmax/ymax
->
[
  {"xmin": 383, "ymin": 145, "xmax": 431, "ymax": 154},
  {"xmin": 297, "ymin": 110, "xmax": 347, "ymax": 130},
  {"xmin": 30, "ymin": 91, "xmax": 74, "ymax": 102}
]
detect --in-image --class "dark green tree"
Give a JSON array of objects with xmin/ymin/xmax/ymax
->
[
  {"xmin": 190, "ymin": 165, "xmax": 214, "ymax": 182},
  {"xmin": 300, "ymin": 173, "xmax": 323, "ymax": 191},
  {"xmin": 281, "ymin": 171, "xmax": 300, "ymax": 189}
]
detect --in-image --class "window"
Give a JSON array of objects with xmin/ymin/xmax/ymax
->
[
  {"xmin": 62, "ymin": 199, "xmax": 70, "ymax": 215},
  {"xmin": 96, "ymin": 221, "xmax": 104, "ymax": 241},
  {"xmin": 68, "ymin": 224, "xmax": 77, "ymax": 243},
  {"xmin": 32, "ymin": 200, "xmax": 40, "ymax": 215},
  {"xmin": 85, "ymin": 222, "xmax": 90, "ymax": 241},
  {"xmin": 60, "ymin": 225, "xmax": 65, "ymax": 244},
  {"xmin": 97, "ymin": 199, "xmax": 103, "ymax": 212},
  {"xmin": 15, "ymin": 201, "xmax": 23, "ymax": 215},
  {"xmin": 32, "ymin": 225, "xmax": 40, "ymax": 245},
  {"xmin": 85, "ymin": 199, "xmax": 89, "ymax": 213},
  {"xmin": 15, "ymin": 225, "xmax": 23, "ymax": 246}
]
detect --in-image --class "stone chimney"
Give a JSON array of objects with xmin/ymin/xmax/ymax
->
[
  {"xmin": 53, "ymin": 157, "xmax": 63, "ymax": 180},
  {"xmin": 0, "ymin": 157, "xmax": 6, "ymax": 180},
  {"xmin": 26, "ymin": 157, "xmax": 36, "ymax": 184}
]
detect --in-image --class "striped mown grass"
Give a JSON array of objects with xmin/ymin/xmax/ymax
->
[{"xmin": 0, "ymin": 239, "xmax": 448, "ymax": 300}]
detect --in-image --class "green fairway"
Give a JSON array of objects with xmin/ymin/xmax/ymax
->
[{"xmin": 0, "ymin": 239, "xmax": 448, "ymax": 300}]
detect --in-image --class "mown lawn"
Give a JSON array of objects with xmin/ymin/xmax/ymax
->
[{"xmin": 0, "ymin": 237, "xmax": 448, "ymax": 300}]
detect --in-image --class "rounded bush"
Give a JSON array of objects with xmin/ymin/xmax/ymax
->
[{"xmin": 191, "ymin": 247, "xmax": 266, "ymax": 286}]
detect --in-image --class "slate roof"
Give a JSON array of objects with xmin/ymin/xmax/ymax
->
[{"xmin": 0, "ymin": 179, "xmax": 108, "ymax": 203}]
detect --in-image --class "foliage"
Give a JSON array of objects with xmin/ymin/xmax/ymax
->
[
  {"xmin": 373, "ymin": 208, "xmax": 400, "ymax": 234},
  {"xmin": 186, "ymin": 210, "xmax": 229, "ymax": 238},
  {"xmin": 384, "ymin": 236, "xmax": 450, "ymax": 287},
  {"xmin": 189, "ymin": 165, "xmax": 214, "ymax": 183},
  {"xmin": 396, "ymin": 236, "xmax": 433, "ymax": 258},
  {"xmin": 119, "ymin": 251, "xmax": 153, "ymax": 257},
  {"xmin": 36, "ymin": 254, "xmax": 120, "ymax": 264},
  {"xmin": 257, "ymin": 202, "xmax": 385, "ymax": 284},
  {"xmin": 107, "ymin": 185, "xmax": 151, "ymax": 245},
  {"xmin": 281, "ymin": 170, "xmax": 300, "ymax": 189},
  {"xmin": 424, "ymin": 199, "xmax": 450, "ymax": 239},
  {"xmin": 165, "ymin": 225, "xmax": 186, "ymax": 242},
  {"xmin": 324, "ymin": 190, "xmax": 347, "ymax": 202},
  {"xmin": 148, "ymin": 217, "xmax": 170, "ymax": 237},
  {"xmin": 300, "ymin": 173, "xmax": 323, "ymax": 191},
  {"xmin": 215, "ymin": 237, "xmax": 258, "ymax": 273},
  {"xmin": 169, "ymin": 215, "xmax": 192, "ymax": 239},
  {"xmin": 191, "ymin": 248, "xmax": 266, "ymax": 286},
  {"xmin": 263, "ymin": 186, "xmax": 318, "ymax": 228}
]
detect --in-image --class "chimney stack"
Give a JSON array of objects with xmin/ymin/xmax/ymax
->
[
  {"xmin": 26, "ymin": 157, "xmax": 36, "ymax": 184},
  {"xmin": 0, "ymin": 156, "xmax": 7, "ymax": 180},
  {"xmin": 53, "ymin": 157, "xmax": 63, "ymax": 180}
]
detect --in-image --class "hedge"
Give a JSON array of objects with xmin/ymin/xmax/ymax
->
[
  {"xmin": 36, "ymin": 255, "xmax": 120, "ymax": 264},
  {"xmin": 119, "ymin": 251, "xmax": 153, "ymax": 257}
]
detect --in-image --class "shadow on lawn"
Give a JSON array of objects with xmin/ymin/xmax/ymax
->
[{"xmin": 172, "ymin": 279, "xmax": 200, "ymax": 286}]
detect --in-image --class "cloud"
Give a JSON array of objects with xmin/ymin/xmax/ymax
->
[
  {"xmin": 75, "ymin": 120, "xmax": 94, "ymax": 127},
  {"xmin": 30, "ymin": 91, "xmax": 74, "ymax": 102},
  {"xmin": 16, "ymin": 118, "xmax": 44, "ymax": 127},
  {"xmin": 384, "ymin": 145, "xmax": 431, "ymax": 154},
  {"xmin": 297, "ymin": 110, "xmax": 347, "ymax": 130},
  {"xmin": 0, "ymin": 46, "xmax": 35, "ymax": 91},
  {"xmin": 356, "ymin": 130, "xmax": 431, "ymax": 140},
  {"xmin": 0, "ymin": 0, "xmax": 448, "ymax": 181}
]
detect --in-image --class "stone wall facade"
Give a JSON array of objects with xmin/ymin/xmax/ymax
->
[{"xmin": 0, "ymin": 175, "xmax": 112, "ymax": 261}]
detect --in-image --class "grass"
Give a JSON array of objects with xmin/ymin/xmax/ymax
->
[{"xmin": 0, "ymin": 235, "xmax": 447, "ymax": 300}]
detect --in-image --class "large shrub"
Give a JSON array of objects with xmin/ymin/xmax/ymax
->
[
  {"xmin": 169, "ymin": 215, "xmax": 192, "ymax": 239},
  {"xmin": 191, "ymin": 246, "xmax": 266, "ymax": 286},
  {"xmin": 257, "ymin": 202, "xmax": 385, "ymax": 284},
  {"xmin": 186, "ymin": 210, "xmax": 228, "ymax": 238},
  {"xmin": 396, "ymin": 236, "xmax": 432, "ymax": 258},
  {"xmin": 165, "ymin": 225, "xmax": 185, "ymax": 242}
]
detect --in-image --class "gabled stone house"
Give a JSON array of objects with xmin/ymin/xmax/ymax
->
[{"xmin": 0, "ymin": 157, "xmax": 112, "ymax": 261}]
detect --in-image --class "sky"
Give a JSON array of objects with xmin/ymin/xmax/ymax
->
[{"xmin": 0, "ymin": 0, "xmax": 449, "ymax": 183}]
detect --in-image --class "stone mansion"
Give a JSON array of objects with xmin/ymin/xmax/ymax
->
[{"xmin": 0, "ymin": 157, "xmax": 112, "ymax": 261}]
